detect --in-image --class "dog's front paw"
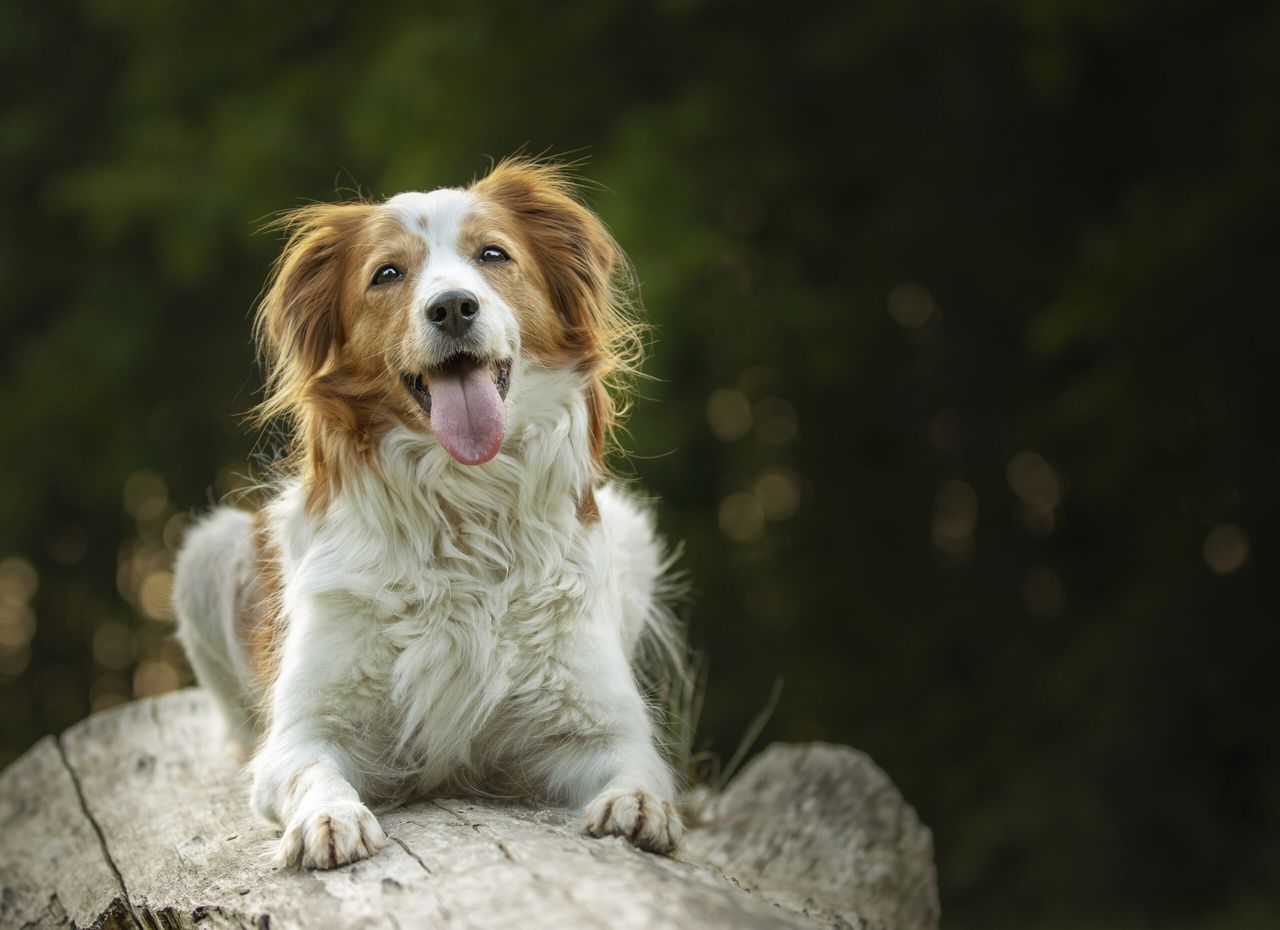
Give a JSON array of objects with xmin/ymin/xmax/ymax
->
[
  {"xmin": 278, "ymin": 800, "xmax": 387, "ymax": 870},
  {"xmin": 583, "ymin": 787, "xmax": 683, "ymax": 854}
]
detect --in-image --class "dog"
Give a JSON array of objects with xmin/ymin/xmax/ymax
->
[{"xmin": 173, "ymin": 159, "xmax": 686, "ymax": 870}]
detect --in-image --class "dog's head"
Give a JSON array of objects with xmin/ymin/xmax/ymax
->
[{"xmin": 254, "ymin": 159, "xmax": 639, "ymax": 501}]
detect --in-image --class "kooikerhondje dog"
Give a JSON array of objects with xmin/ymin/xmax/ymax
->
[{"xmin": 174, "ymin": 159, "xmax": 685, "ymax": 869}]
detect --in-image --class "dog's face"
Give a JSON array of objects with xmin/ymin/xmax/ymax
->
[
  {"xmin": 346, "ymin": 188, "xmax": 528, "ymax": 466},
  {"xmin": 255, "ymin": 161, "xmax": 634, "ymax": 494}
]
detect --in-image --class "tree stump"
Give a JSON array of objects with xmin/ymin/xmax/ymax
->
[{"xmin": 0, "ymin": 690, "xmax": 939, "ymax": 929}]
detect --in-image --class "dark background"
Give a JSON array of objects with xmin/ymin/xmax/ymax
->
[{"xmin": 2, "ymin": 1, "xmax": 1277, "ymax": 926}]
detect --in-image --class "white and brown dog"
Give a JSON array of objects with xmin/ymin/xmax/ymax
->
[{"xmin": 173, "ymin": 159, "xmax": 685, "ymax": 870}]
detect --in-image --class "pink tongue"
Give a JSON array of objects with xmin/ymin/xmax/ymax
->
[{"xmin": 428, "ymin": 364, "xmax": 506, "ymax": 465}]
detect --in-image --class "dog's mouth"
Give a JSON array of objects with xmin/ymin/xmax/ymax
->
[{"xmin": 401, "ymin": 355, "xmax": 511, "ymax": 466}]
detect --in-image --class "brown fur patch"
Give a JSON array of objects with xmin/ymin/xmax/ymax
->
[
  {"xmin": 576, "ymin": 486, "xmax": 600, "ymax": 525},
  {"xmin": 246, "ymin": 510, "xmax": 286, "ymax": 698},
  {"xmin": 253, "ymin": 203, "xmax": 427, "ymax": 510},
  {"xmin": 457, "ymin": 205, "xmax": 564, "ymax": 364},
  {"xmin": 629, "ymin": 789, "xmax": 648, "ymax": 842},
  {"xmin": 470, "ymin": 159, "xmax": 643, "ymax": 470}
]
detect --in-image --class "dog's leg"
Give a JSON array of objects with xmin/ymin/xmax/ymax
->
[
  {"xmin": 577, "ymin": 739, "xmax": 685, "ymax": 854},
  {"xmin": 249, "ymin": 604, "xmax": 387, "ymax": 870},
  {"xmin": 251, "ymin": 734, "xmax": 385, "ymax": 870},
  {"xmin": 532, "ymin": 635, "xmax": 684, "ymax": 854}
]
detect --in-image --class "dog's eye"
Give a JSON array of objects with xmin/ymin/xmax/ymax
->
[
  {"xmin": 478, "ymin": 246, "xmax": 509, "ymax": 264},
  {"xmin": 372, "ymin": 265, "xmax": 403, "ymax": 286}
]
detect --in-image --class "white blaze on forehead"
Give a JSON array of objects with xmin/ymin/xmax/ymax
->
[
  {"xmin": 385, "ymin": 186, "xmax": 520, "ymax": 366},
  {"xmin": 385, "ymin": 188, "xmax": 477, "ymax": 255},
  {"xmin": 384, "ymin": 188, "xmax": 487, "ymax": 300}
]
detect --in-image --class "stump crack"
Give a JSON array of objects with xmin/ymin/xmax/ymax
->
[
  {"xmin": 54, "ymin": 735, "xmax": 137, "ymax": 923},
  {"xmin": 388, "ymin": 828, "xmax": 477, "ymax": 930},
  {"xmin": 390, "ymin": 835, "xmax": 433, "ymax": 875},
  {"xmin": 430, "ymin": 801, "xmax": 609, "ymax": 930}
]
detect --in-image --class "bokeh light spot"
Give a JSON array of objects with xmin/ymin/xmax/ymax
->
[
  {"xmin": 1203, "ymin": 524, "xmax": 1248, "ymax": 575},
  {"xmin": 706, "ymin": 389, "xmax": 753, "ymax": 441},
  {"xmin": 0, "ymin": 556, "xmax": 39, "ymax": 605},
  {"xmin": 754, "ymin": 468, "xmax": 801, "ymax": 521},
  {"xmin": 133, "ymin": 659, "xmax": 181, "ymax": 697},
  {"xmin": 719, "ymin": 492, "xmax": 765, "ymax": 542},
  {"xmin": 1007, "ymin": 451, "xmax": 1064, "ymax": 537},
  {"xmin": 0, "ymin": 603, "xmax": 36, "ymax": 651},
  {"xmin": 887, "ymin": 282, "xmax": 935, "ymax": 328},
  {"xmin": 123, "ymin": 470, "xmax": 168, "ymax": 522},
  {"xmin": 1006, "ymin": 451, "xmax": 1063, "ymax": 509},
  {"xmin": 140, "ymin": 570, "xmax": 176, "ymax": 621},
  {"xmin": 93, "ymin": 620, "xmax": 137, "ymax": 670}
]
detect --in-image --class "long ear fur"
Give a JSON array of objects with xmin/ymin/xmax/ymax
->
[
  {"xmin": 253, "ymin": 203, "xmax": 370, "ymax": 428},
  {"xmin": 472, "ymin": 158, "xmax": 644, "ymax": 469}
]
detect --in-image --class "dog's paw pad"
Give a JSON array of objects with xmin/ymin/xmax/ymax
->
[
  {"xmin": 582, "ymin": 787, "xmax": 683, "ymax": 854},
  {"xmin": 278, "ymin": 801, "xmax": 387, "ymax": 870}
]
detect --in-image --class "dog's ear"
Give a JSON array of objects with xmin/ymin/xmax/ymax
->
[
  {"xmin": 473, "ymin": 160, "xmax": 619, "ymax": 358},
  {"xmin": 254, "ymin": 204, "xmax": 368, "ymax": 424},
  {"xmin": 474, "ymin": 159, "xmax": 642, "ymax": 466}
]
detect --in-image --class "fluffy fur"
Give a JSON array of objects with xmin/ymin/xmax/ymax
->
[{"xmin": 173, "ymin": 159, "xmax": 686, "ymax": 870}]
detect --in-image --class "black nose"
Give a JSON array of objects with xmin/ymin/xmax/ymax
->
[{"xmin": 426, "ymin": 290, "xmax": 479, "ymax": 338}]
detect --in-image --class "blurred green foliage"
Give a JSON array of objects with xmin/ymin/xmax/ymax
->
[{"xmin": 2, "ymin": 1, "xmax": 1278, "ymax": 927}]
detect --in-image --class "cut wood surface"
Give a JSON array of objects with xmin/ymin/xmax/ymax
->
[{"xmin": 0, "ymin": 690, "xmax": 939, "ymax": 930}]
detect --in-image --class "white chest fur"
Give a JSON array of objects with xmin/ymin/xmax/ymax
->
[{"xmin": 262, "ymin": 368, "xmax": 635, "ymax": 801}]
